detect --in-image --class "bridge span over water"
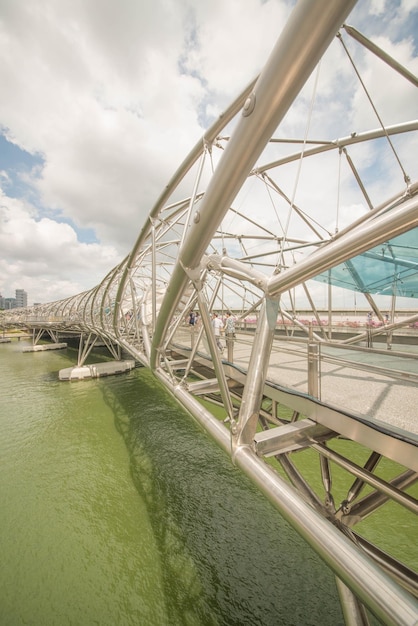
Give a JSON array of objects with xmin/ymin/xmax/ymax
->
[{"xmin": 2, "ymin": 1, "xmax": 418, "ymax": 624}]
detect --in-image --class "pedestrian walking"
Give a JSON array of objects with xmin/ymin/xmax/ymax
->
[
  {"xmin": 225, "ymin": 311, "xmax": 236, "ymax": 339},
  {"xmin": 211, "ymin": 313, "xmax": 224, "ymax": 352}
]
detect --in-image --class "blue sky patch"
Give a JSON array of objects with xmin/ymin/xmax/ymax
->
[
  {"xmin": 0, "ymin": 132, "xmax": 98, "ymax": 244},
  {"xmin": 0, "ymin": 132, "xmax": 44, "ymax": 198}
]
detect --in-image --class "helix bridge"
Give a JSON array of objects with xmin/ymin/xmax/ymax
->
[{"xmin": 1, "ymin": 1, "xmax": 418, "ymax": 623}]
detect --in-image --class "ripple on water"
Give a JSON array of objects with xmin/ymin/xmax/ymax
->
[
  {"xmin": 0, "ymin": 345, "xmax": 376, "ymax": 625},
  {"xmin": 0, "ymin": 345, "xmax": 168, "ymax": 625}
]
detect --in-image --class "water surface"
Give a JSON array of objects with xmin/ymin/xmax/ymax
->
[{"xmin": 0, "ymin": 339, "xmax": 352, "ymax": 624}]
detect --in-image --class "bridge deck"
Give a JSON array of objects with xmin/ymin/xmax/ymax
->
[
  {"xmin": 231, "ymin": 336, "xmax": 418, "ymax": 436},
  {"xmin": 177, "ymin": 327, "xmax": 418, "ymax": 472}
]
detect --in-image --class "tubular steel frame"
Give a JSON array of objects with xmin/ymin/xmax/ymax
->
[{"xmin": 2, "ymin": 1, "xmax": 418, "ymax": 623}]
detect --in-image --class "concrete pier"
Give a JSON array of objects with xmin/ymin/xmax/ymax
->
[
  {"xmin": 23, "ymin": 342, "xmax": 68, "ymax": 352},
  {"xmin": 59, "ymin": 360, "xmax": 135, "ymax": 381}
]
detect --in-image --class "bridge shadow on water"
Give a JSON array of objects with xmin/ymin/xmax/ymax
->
[{"xmin": 97, "ymin": 365, "xmax": 364, "ymax": 626}]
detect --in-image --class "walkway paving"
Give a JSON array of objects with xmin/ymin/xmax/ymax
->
[{"xmin": 231, "ymin": 334, "xmax": 418, "ymax": 438}]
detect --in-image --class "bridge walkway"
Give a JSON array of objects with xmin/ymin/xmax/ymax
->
[
  {"xmin": 230, "ymin": 334, "xmax": 418, "ymax": 436},
  {"xmin": 177, "ymin": 327, "xmax": 418, "ymax": 473}
]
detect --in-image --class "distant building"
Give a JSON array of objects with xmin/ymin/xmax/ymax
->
[
  {"xmin": 4, "ymin": 298, "xmax": 17, "ymax": 309},
  {"xmin": 0, "ymin": 289, "xmax": 28, "ymax": 309},
  {"xmin": 15, "ymin": 289, "xmax": 28, "ymax": 308}
]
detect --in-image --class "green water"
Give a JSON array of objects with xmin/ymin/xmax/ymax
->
[{"xmin": 0, "ymin": 339, "xmax": 374, "ymax": 625}]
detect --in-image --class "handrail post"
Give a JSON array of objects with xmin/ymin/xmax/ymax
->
[{"xmin": 308, "ymin": 324, "xmax": 320, "ymax": 399}]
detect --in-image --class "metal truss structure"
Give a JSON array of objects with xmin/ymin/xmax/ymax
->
[{"xmin": 2, "ymin": 1, "xmax": 418, "ymax": 623}]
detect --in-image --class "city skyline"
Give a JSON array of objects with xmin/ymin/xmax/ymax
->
[{"xmin": 0, "ymin": 288, "xmax": 28, "ymax": 309}]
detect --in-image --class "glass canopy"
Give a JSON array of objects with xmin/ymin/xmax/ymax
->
[{"xmin": 313, "ymin": 227, "xmax": 418, "ymax": 298}]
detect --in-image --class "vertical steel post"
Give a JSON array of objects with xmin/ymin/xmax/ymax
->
[
  {"xmin": 336, "ymin": 578, "xmax": 370, "ymax": 626},
  {"xmin": 226, "ymin": 334, "xmax": 234, "ymax": 362},
  {"xmin": 308, "ymin": 342, "xmax": 320, "ymax": 399},
  {"xmin": 234, "ymin": 297, "xmax": 280, "ymax": 447}
]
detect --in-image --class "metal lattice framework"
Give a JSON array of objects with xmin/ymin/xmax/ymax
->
[{"xmin": 2, "ymin": 1, "xmax": 418, "ymax": 623}]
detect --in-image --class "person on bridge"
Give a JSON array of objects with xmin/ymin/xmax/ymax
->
[
  {"xmin": 225, "ymin": 311, "xmax": 236, "ymax": 340},
  {"xmin": 211, "ymin": 313, "xmax": 224, "ymax": 353}
]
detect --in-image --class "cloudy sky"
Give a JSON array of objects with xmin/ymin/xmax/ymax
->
[{"xmin": 1, "ymin": 0, "xmax": 417, "ymax": 306}]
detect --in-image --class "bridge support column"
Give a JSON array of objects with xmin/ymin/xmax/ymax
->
[
  {"xmin": 32, "ymin": 328, "xmax": 61, "ymax": 345},
  {"xmin": 77, "ymin": 332, "xmax": 98, "ymax": 366},
  {"xmin": 234, "ymin": 297, "xmax": 280, "ymax": 448},
  {"xmin": 336, "ymin": 578, "xmax": 370, "ymax": 626}
]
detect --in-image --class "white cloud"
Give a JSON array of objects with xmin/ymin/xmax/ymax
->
[
  {"xmin": 183, "ymin": 0, "xmax": 290, "ymax": 102},
  {"xmin": 0, "ymin": 0, "xmax": 417, "ymax": 308},
  {"xmin": 0, "ymin": 0, "xmax": 211, "ymax": 303},
  {"xmin": 0, "ymin": 191, "xmax": 119, "ymax": 302}
]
